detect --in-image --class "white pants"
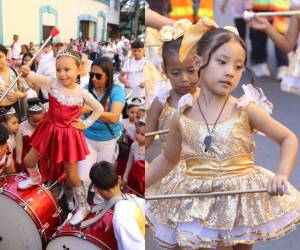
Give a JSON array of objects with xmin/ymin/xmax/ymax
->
[
  {"xmin": 78, "ymin": 137, "xmax": 118, "ymax": 187},
  {"xmin": 78, "ymin": 137, "xmax": 118, "ymax": 204}
]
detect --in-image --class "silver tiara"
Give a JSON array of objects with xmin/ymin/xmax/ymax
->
[
  {"xmin": 56, "ymin": 49, "xmax": 81, "ymax": 63},
  {"xmin": 127, "ymin": 97, "xmax": 145, "ymax": 106},
  {"xmin": 28, "ymin": 104, "xmax": 43, "ymax": 112},
  {"xmin": 0, "ymin": 107, "xmax": 16, "ymax": 118},
  {"xmin": 138, "ymin": 118, "xmax": 145, "ymax": 125}
]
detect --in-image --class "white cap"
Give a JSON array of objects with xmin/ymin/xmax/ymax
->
[{"xmin": 52, "ymin": 36, "xmax": 64, "ymax": 46}]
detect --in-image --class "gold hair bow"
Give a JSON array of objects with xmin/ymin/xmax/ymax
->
[
  {"xmin": 158, "ymin": 19, "xmax": 192, "ymax": 42},
  {"xmin": 179, "ymin": 16, "xmax": 239, "ymax": 62}
]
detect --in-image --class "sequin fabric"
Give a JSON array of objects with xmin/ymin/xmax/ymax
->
[
  {"xmin": 180, "ymin": 109, "xmax": 255, "ymax": 160},
  {"xmin": 50, "ymin": 87, "xmax": 84, "ymax": 107},
  {"xmin": 147, "ymin": 108, "xmax": 300, "ymax": 233},
  {"xmin": 158, "ymin": 103, "xmax": 176, "ymax": 149},
  {"xmin": 146, "ymin": 102, "xmax": 185, "ymax": 196},
  {"xmin": 132, "ymin": 141, "xmax": 145, "ymax": 161}
]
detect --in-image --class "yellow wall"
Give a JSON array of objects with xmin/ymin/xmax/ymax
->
[{"xmin": 2, "ymin": 0, "xmax": 108, "ymax": 45}]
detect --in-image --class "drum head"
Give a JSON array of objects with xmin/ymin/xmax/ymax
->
[
  {"xmin": 0, "ymin": 194, "xmax": 42, "ymax": 250},
  {"xmin": 46, "ymin": 236, "xmax": 102, "ymax": 250}
]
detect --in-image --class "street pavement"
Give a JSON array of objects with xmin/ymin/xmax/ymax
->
[{"xmin": 146, "ymin": 2, "xmax": 300, "ymax": 250}]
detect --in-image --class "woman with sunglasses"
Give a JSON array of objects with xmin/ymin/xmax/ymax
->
[{"xmin": 79, "ymin": 57, "xmax": 125, "ymax": 202}]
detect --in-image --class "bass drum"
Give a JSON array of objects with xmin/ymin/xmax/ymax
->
[
  {"xmin": 46, "ymin": 208, "xmax": 117, "ymax": 250},
  {"xmin": 0, "ymin": 174, "xmax": 62, "ymax": 250}
]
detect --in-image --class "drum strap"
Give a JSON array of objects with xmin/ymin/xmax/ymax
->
[{"xmin": 80, "ymin": 194, "xmax": 143, "ymax": 228}]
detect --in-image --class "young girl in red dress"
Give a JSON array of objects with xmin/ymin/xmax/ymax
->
[
  {"xmin": 123, "ymin": 120, "xmax": 145, "ymax": 196},
  {"xmin": 18, "ymin": 49, "xmax": 104, "ymax": 225},
  {"xmin": 0, "ymin": 106, "xmax": 19, "ymax": 173},
  {"xmin": 0, "ymin": 123, "xmax": 13, "ymax": 175},
  {"xmin": 16, "ymin": 98, "xmax": 65, "ymax": 184},
  {"xmin": 117, "ymin": 97, "xmax": 144, "ymax": 177}
]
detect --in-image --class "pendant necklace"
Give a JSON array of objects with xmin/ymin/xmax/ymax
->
[{"xmin": 196, "ymin": 95, "xmax": 230, "ymax": 152}]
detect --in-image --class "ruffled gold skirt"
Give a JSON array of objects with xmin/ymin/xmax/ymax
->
[{"xmin": 146, "ymin": 165, "xmax": 300, "ymax": 249}]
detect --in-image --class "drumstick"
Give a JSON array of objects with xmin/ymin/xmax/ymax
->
[
  {"xmin": 124, "ymin": 185, "xmax": 145, "ymax": 198},
  {"xmin": 146, "ymin": 188, "xmax": 288, "ymax": 200},
  {"xmin": 125, "ymin": 90, "xmax": 133, "ymax": 99},
  {"xmin": 145, "ymin": 129, "xmax": 169, "ymax": 137},
  {"xmin": 46, "ymin": 172, "xmax": 67, "ymax": 190},
  {"xmin": 244, "ymin": 10, "xmax": 300, "ymax": 20},
  {"xmin": 0, "ymin": 27, "xmax": 60, "ymax": 104},
  {"xmin": 145, "ymin": 44, "xmax": 161, "ymax": 47}
]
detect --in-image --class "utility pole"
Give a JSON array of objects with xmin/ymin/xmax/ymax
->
[{"xmin": 133, "ymin": 0, "xmax": 140, "ymax": 38}]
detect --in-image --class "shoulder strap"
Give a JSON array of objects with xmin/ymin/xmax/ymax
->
[
  {"xmin": 9, "ymin": 66, "xmax": 18, "ymax": 77},
  {"xmin": 88, "ymin": 87, "xmax": 115, "ymax": 136},
  {"xmin": 104, "ymin": 122, "xmax": 116, "ymax": 139},
  {"xmin": 80, "ymin": 194, "xmax": 138, "ymax": 228}
]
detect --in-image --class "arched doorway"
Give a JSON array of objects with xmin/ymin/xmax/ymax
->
[
  {"xmin": 39, "ymin": 5, "xmax": 58, "ymax": 43},
  {"xmin": 78, "ymin": 15, "xmax": 97, "ymax": 41}
]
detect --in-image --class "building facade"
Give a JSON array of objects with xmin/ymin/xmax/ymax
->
[
  {"xmin": 0, "ymin": 0, "xmax": 109, "ymax": 45},
  {"xmin": 107, "ymin": 0, "xmax": 121, "ymax": 40}
]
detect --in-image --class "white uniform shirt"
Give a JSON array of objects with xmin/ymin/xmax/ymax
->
[
  {"xmin": 11, "ymin": 42, "xmax": 21, "ymax": 59},
  {"xmin": 122, "ymin": 58, "xmax": 145, "ymax": 97},
  {"xmin": 113, "ymin": 196, "xmax": 145, "ymax": 250},
  {"xmin": 36, "ymin": 54, "xmax": 56, "ymax": 99}
]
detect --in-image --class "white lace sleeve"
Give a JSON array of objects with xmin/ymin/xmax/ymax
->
[
  {"xmin": 25, "ymin": 72, "xmax": 52, "ymax": 92},
  {"xmin": 237, "ymin": 84, "xmax": 273, "ymax": 114},
  {"xmin": 82, "ymin": 90, "xmax": 104, "ymax": 128},
  {"xmin": 177, "ymin": 93, "xmax": 193, "ymax": 113}
]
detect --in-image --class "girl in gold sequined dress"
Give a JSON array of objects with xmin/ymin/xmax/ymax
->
[
  {"xmin": 146, "ymin": 17, "xmax": 300, "ymax": 250},
  {"xmin": 145, "ymin": 20, "xmax": 200, "ymax": 249},
  {"xmin": 146, "ymin": 18, "xmax": 199, "ymax": 150}
]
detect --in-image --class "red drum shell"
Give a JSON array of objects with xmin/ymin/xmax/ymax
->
[
  {"xmin": 0, "ymin": 174, "xmax": 62, "ymax": 250},
  {"xmin": 47, "ymin": 209, "xmax": 118, "ymax": 250}
]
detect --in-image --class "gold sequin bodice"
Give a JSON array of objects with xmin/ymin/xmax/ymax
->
[
  {"xmin": 179, "ymin": 108, "xmax": 255, "ymax": 161},
  {"xmin": 158, "ymin": 103, "xmax": 176, "ymax": 147}
]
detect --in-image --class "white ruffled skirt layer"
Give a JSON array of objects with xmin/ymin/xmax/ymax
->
[{"xmin": 146, "ymin": 166, "xmax": 300, "ymax": 249}]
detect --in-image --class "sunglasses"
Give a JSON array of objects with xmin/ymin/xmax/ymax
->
[{"xmin": 89, "ymin": 72, "xmax": 103, "ymax": 80}]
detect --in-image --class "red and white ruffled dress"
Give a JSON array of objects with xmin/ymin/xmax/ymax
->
[
  {"xmin": 25, "ymin": 72, "xmax": 103, "ymax": 164},
  {"xmin": 124, "ymin": 141, "xmax": 145, "ymax": 196},
  {"xmin": 16, "ymin": 120, "xmax": 66, "ymax": 183},
  {"xmin": 0, "ymin": 154, "xmax": 10, "ymax": 176},
  {"xmin": 116, "ymin": 118, "xmax": 136, "ymax": 177}
]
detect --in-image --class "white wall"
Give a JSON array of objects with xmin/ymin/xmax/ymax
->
[{"xmin": 2, "ymin": 0, "xmax": 108, "ymax": 45}]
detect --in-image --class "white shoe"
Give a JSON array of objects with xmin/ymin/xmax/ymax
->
[
  {"xmin": 276, "ymin": 66, "xmax": 288, "ymax": 80},
  {"xmin": 18, "ymin": 177, "xmax": 41, "ymax": 190},
  {"xmin": 69, "ymin": 206, "xmax": 91, "ymax": 225},
  {"xmin": 69, "ymin": 185, "xmax": 91, "ymax": 225},
  {"xmin": 252, "ymin": 63, "xmax": 271, "ymax": 77}
]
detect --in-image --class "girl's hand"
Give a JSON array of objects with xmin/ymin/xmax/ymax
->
[
  {"xmin": 20, "ymin": 65, "xmax": 31, "ymax": 78},
  {"xmin": 0, "ymin": 86, "xmax": 7, "ymax": 92},
  {"xmin": 267, "ymin": 174, "xmax": 288, "ymax": 196},
  {"xmin": 7, "ymin": 90, "xmax": 25, "ymax": 102},
  {"xmin": 247, "ymin": 16, "xmax": 270, "ymax": 31},
  {"xmin": 71, "ymin": 119, "xmax": 86, "ymax": 130},
  {"xmin": 124, "ymin": 82, "xmax": 131, "ymax": 88},
  {"xmin": 139, "ymin": 81, "xmax": 145, "ymax": 88}
]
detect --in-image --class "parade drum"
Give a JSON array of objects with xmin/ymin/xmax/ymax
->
[
  {"xmin": 0, "ymin": 174, "xmax": 62, "ymax": 250},
  {"xmin": 47, "ymin": 208, "xmax": 118, "ymax": 250}
]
